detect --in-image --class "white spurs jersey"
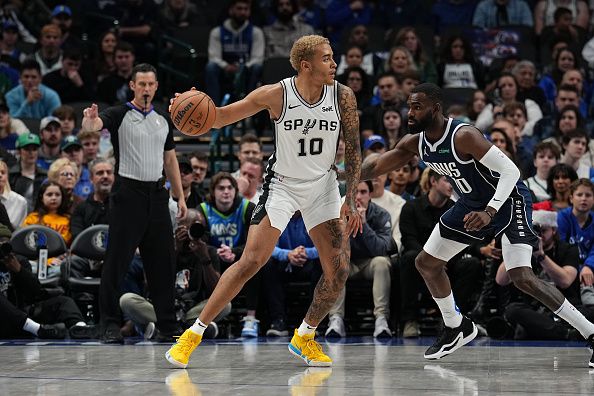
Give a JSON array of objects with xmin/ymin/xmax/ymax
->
[{"xmin": 269, "ymin": 76, "xmax": 341, "ymax": 180}]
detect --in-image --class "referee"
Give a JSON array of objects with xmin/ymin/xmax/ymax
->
[{"xmin": 82, "ymin": 63, "xmax": 187, "ymax": 343}]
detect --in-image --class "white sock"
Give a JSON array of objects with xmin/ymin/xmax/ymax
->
[
  {"xmin": 23, "ymin": 318, "xmax": 40, "ymax": 335},
  {"xmin": 554, "ymin": 299, "xmax": 594, "ymax": 339},
  {"xmin": 433, "ymin": 292, "xmax": 463, "ymax": 328},
  {"xmin": 297, "ymin": 320, "xmax": 316, "ymax": 337},
  {"xmin": 189, "ymin": 319, "xmax": 208, "ymax": 336}
]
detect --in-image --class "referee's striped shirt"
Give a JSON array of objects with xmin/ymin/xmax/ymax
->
[{"xmin": 99, "ymin": 102, "xmax": 175, "ymax": 182}]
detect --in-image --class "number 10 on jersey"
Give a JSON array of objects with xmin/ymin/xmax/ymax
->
[{"xmin": 298, "ymin": 137, "xmax": 323, "ymax": 156}]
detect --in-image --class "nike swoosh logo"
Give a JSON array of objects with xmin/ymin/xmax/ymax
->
[
  {"xmin": 493, "ymin": 198, "xmax": 501, "ymax": 202},
  {"xmin": 288, "ymin": 104, "xmax": 300, "ymax": 109}
]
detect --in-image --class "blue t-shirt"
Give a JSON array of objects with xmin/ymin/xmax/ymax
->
[{"xmin": 557, "ymin": 207, "xmax": 594, "ymax": 270}]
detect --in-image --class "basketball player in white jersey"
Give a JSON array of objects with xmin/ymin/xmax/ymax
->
[
  {"xmin": 166, "ymin": 35, "xmax": 363, "ymax": 368},
  {"xmin": 361, "ymin": 83, "xmax": 594, "ymax": 367}
]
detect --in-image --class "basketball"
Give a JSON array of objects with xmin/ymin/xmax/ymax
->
[{"xmin": 170, "ymin": 90, "xmax": 216, "ymax": 136}]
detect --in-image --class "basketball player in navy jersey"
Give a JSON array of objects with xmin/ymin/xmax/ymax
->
[
  {"xmin": 361, "ymin": 83, "xmax": 594, "ymax": 367},
  {"xmin": 166, "ymin": 35, "xmax": 363, "ymax": 368}
]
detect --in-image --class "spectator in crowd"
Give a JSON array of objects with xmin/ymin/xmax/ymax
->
[
  {"xmin": 325, "ymin": 0, "xmax": 373, "ymax": 48},
  {"xmin": 264, "ymin": 0, "xmax": 314, "ymax": 58},
  {"xmin": 168, "ymin": 156, "xmax": 204, "ymax": 225},
  {"xmin": 0, "ymin": 60, "xmax": 18, "ymax": 101},
  {"xmin": 392, "ymin": 27, "xmax": 437, "ymax": 84},
  {"xmin": 534, "ymin": 0, "xmax": 590, "ymax": 35},
  {"xmin": 437, "ymin": 35, "xmax": 485, "ymax": 89},
  {"xmin": 489, "ymin": 126, "xmax": 518, "ymax": 163},
  {"xmin": 9, "ymin": 133, "xmax": 46, "ymax": 212},
  {"xmin": 296, "ymin": 0, "xmax": 324, "ymax": 32},
  {"xmin": 231, "ymin": 133, "xmax": 263, "ymax": 179},
  {"xmin": 47, "ymin": 157, "xmax": 83, "ymax": 214},
  {"xmin": 540, "ymin": 7, "xmax": 587, "ymax": 59},
  {"xmin": 157, "ymin": 0, "xmax": 204, "ymax": 33},
  {"xmin": 262, "ymin": 211, "xmax": 322, "ymax": 337},
  {"xmin": 503, "ymin": 102, "xmax": 530, "ymax": 138},
  {"xmin": 68, "ymin": 159, "xmax": 114, "ymax": 289},
  {"xmin": 61, "ymin": 136, "xmax": 93, "ymax": 200},
  {"xmin": 491, "ymin": 117, "xmax": 533, "ymax": 174},
  {"xmin": 92, "ymin": 30, "xmax": 118, "ymax": 83},
  {"xmin": 188, "ymin": 151, "xmax": 209, "ymax": 194},
  {"xmin": 337, "ymin": 66, "xmax": 372, "ymax": 115},
  {"xmin": 37, "ymin": 116, "xmax": 63, "ymax": 170},
  {"xmin": 535, "ymin": 87, "xmax": 582, "ymax": 142},
  {"xmin": 0, "ymin": 160, "xmax": 26, "ymax": 229},
  {"xmin": 206, "ymin": 0, "xmax": 264, "ymax": 105},
  {"xmin": 539, "ymin": 47, "xmax": 581, "ymax": 106},
  {"xmin": 467, "ymin": 90, "xmax": 487, "ymax": 123},
  {"xmin": 0, "ymin": 224, "xmax": 96, "ymax": 339},
  {"xmin": 534, "ymin": 163, "xmax": 578, "ymax": 211},
  {"xmin": 360, "ymin": 72, "xmax": 402, "ymax": 137},
  {"xmin": 388, "ymin": 162, "xmax": 416, "ymax": 201},
  {"xmin": 366, "ymin": 153, "xmax": 405, "ymax": 250},
  {"xmin": 472, "ymin": 0, "xmax": 534, "ymax": 28},
  {"xmin": 78, "ymin": 130, "xmax": 101, "ymax": 166},
  {"xmin": 476, "ymin": 73, "xmax": 542, "ymax": 136},
  {"xmin": 114, "ymin": 0, "xmax": 159, "ymax": 63},
  {"xmin": 22, "ymin": 181, "xmax": 72, "ymax": 245},
  {"xmin": 5, "ymin": 59, "xmax": 61, "ymax": 119},
  {"xmin": 50, "ymin": 5, "xmax": 82, "ymax": 51},
  {"xmin": 336, "ymin": 25, "xmax": 382, "ymax": 77},
  {"xmin": 53, "ymin": 105, "xmax": 78, "ymax": 137},
  {"xmin": 120, "ymin": 209, "xmax": 228, "ymax": 339},
  {"xmin": 380, "ymin": 106, "xmax": 405, "ymax": 149},
  {"xmin": 363, "ymin": 135, "xmax": 387, "ymax": 158},
  {"xmin": 326, "ymin": 180, "xmax": 395, "ymax": 338},
  {"xmin": 559, "ymin": 69, "xmax": 588, "ymax": 115},
  {"xmin": 558, "ymin": 179, "xmax": 594, "ymax": 293},
  {"xmin": 0, "ymin": 20, "xmax": 26, "ymax": 68},
  {"xmin": 199, "ymin": 172, "xmax": 257, "ymax": 336},
  {"xmin": 236, "ymin": 157, "xmax": 263, "ymax": 204},
  {"xmin": 512, "ymin": 60, "xmax": 548, "ymax": 112},
  {"xmin": 32, "ymin": 24, "xmax": 63, "ymax": 76},
  {"xmin": 0, "ymin": 103, "xmax": 27, "ymax": 152},
  {"xmin": 399, "ymin": 168, "xmax": 483, "ymax": 338},
  {"xmin": 560, "ymin": 128, "xmax": 594, "ymax": 179},
  {"xmin": 525, "ymin": 141, "xmax": 561, "ymax": 202},
  {"xmin": 497, "ymin": 210, "xmax": 582, "ymax": 340},
  {"xmin": 384, "ymin": 46, "xmax": 417, "ymax": 80},
  {"xmin": 42, "ymin": 48, "xmax": 92, "ymax": 103},
  {"xmin": 97, "ymin": 42, "xmax": 135, "ymax": 105}
]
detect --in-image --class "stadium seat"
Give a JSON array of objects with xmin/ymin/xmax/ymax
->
[{"xmin": 62, "ymin": 224, "xmax": 108, "ymax": 292}]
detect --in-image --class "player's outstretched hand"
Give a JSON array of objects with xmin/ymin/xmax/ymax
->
[
  {"xmin": 340, "ymin": 201, "xmax": 363, "ymax": 237},
  {"xmin": 463, "ymin": 211, "xmax": 491, "ymax": 232},
  {"xmin": 168, "ymin": 87, "xmax": 198, "ymax": 112}
]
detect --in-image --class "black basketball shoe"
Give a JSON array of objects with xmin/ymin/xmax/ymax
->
[
  {"xmin": 588, "ymin": 334, "xmax": 594, "ymax": 368},
  {"xmin": 424, "ymin": 316, "xmax": 478, "ymax": 360}
]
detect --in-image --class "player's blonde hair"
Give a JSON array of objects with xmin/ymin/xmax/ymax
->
[{"xmin": 290, "ymin": 35, "xmax": 330, "ymax": 72}]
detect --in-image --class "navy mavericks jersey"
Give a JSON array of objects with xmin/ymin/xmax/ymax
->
[{"xmin": 418, "ymin": 118, "xmax": 531, "ymax": 209}]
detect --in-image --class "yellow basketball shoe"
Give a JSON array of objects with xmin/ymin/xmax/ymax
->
[
  {"xmin": 288, "ymin": 329, "xmax": 332, "ymax": 367},
  {"xmin": 165, "ymin": 329, "xmax": 202, "ymax": 368}
]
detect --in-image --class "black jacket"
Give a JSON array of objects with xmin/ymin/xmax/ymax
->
[
  {"xmin": 0, "ymin": 256, "xmax": 46, "ymax": 309},
  {"xmin": 70, "ymin": 195, "xmax": 110, "ymax": 239},
  {"xmin": 9, "ymin": 163, "xmax": 47, "ymax": 211},
  {"xmin": 350, "ymin": 201, "xmax": 394, "ymax": 259}
]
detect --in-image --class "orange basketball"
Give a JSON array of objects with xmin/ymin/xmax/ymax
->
[{"xmin": 170, "ymin": 90, "xmax": 216, "ymax": 136}]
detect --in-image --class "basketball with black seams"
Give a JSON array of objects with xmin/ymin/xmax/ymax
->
[{"xmin": 170, "ymin": 90, "xmax": 216, "ymax": 136}]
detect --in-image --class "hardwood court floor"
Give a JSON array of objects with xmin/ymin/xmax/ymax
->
[{"xmin": 0, "ymin": 337, "xmax": 592, "ymax": 395}]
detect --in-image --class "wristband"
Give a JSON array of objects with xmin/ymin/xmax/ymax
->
[{"xmin": 483, "ymin": 210, "xmax": 494, "ymax": 220}]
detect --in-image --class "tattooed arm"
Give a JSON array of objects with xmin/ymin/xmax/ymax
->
[
  {"xmin": 360, "ymin": 134, "xmax": 419, "ymax": 180},
  {"xmin": 337, "ymin": 83, "xmax": 363, "ymax": 236}
]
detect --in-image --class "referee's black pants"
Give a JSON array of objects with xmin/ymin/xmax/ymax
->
[{"xmin": 99, "ymin": 177, "xmax": 177, "ymax": 333}]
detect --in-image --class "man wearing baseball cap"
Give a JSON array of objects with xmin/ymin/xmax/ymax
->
[
  {"xmin": 37, "ymin": 116, "xmax": 63, "ymax": 170},
  {"xmin": 61, "ymin": 135, "xmax": 93, "ymax": 199},
  {"xmin": 363, "ymin": 135, "xmax": 387, "ymax": 156},
  {"xmin": 9, "ymin": 133, "xmax": 47, "ymax": 211},
  {"xmin": 50, "ymin": 5, "xmax": 83, "ymax": 51}
]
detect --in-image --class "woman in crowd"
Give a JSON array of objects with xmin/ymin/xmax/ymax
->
[
  {"xmin": 0, "ymin": 160, "xmax": 26, "ymax": 229},
  {"xmin": 392, "ymin": 27, "xmax": 437, "ymax": 84},
  {"xmin": 92, "ymin": 30, "xmax": 118, "ymax": 83},
  {"xmin": 22, "ymin": 181, "xmax": 71, "ymax": 245},
  {"xmin": 533, "ymin": 163, "xmax": 578, "ymax": 211},
  {"xmin": 437, "ymin": 35, "xmax": 484, "ymax": 89},
  {"xmin": 476, "ymin": 73, "xmax": 542, "ymax": 136},
  {"xmin": 338, "ymin": 66, "xmax": 372, "ymax": 115},
  {"xmin": 466, "ymin": 90, "xmax": 487, "ymax": 123},
  {"xmin": 47, "ymin": 158, "xmax": 82, "ymax": 214}
]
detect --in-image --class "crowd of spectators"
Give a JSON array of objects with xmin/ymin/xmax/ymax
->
[{"xmin": 2, "ymin": 0, "xmax": 594, "ymax": 341}]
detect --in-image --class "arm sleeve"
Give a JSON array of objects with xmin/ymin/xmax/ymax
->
[
  {"xmin": 208, "ymin": 27, "xmax": 227, "ymax": 68},
  {"xmin": 479, "ymin": 145, "xmax": 521, "ymax": 212}
]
